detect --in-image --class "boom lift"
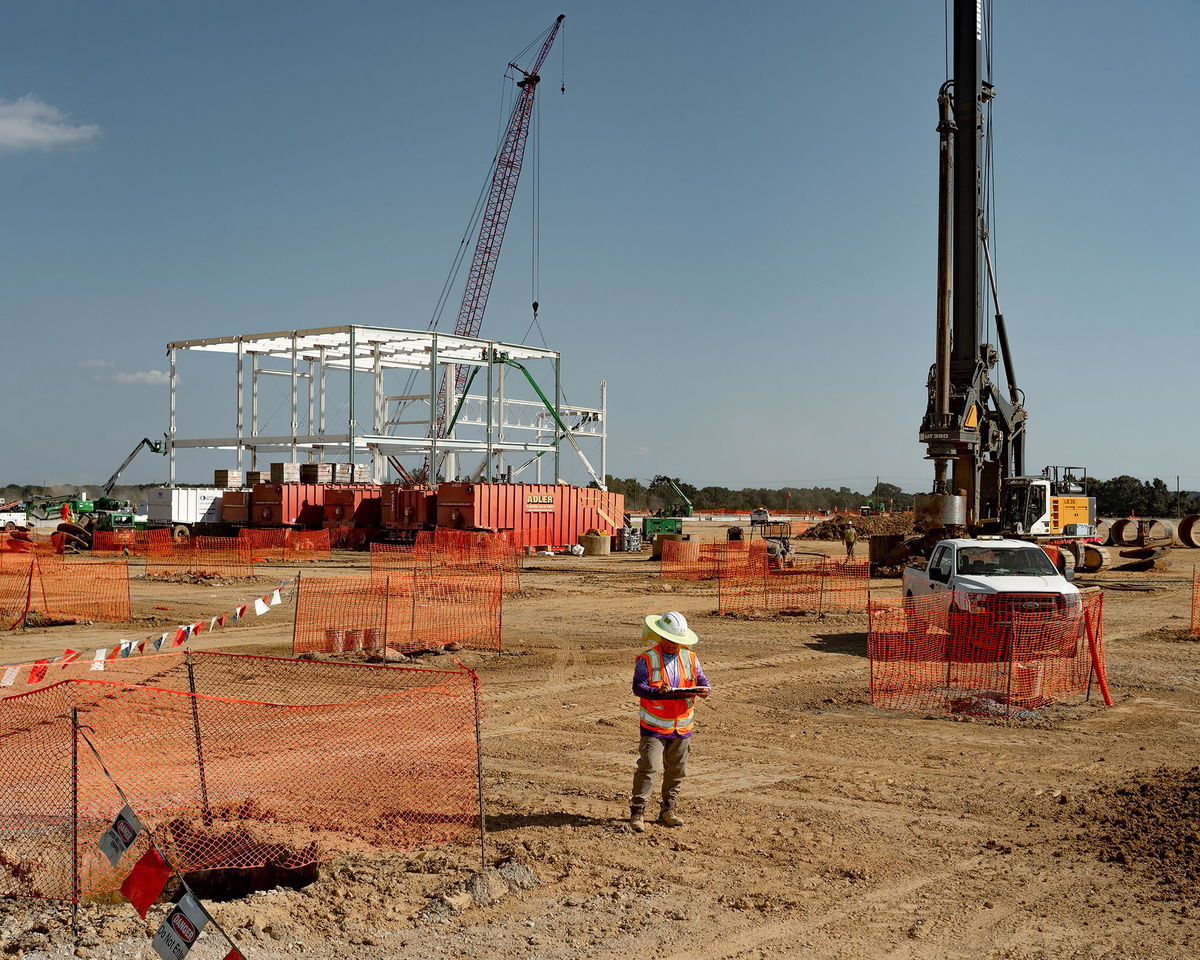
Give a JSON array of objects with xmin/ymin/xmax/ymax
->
[
  {"xmin": 914, "ymin": 0, "xmax": 1092, "ymax": 544},
  {"xmin": 642, "ymin": 476, "xmax": 693, "ymax": 539}
]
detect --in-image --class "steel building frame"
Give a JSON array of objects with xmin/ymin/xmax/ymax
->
[{"xmin": 166, "ymin": 325, "xmax": 608, "ymax": 488}]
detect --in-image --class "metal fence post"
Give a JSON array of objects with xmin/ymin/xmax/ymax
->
[
  {"xmin": 291, "ymin": 571, "xmax": 302, "ymax": 654},
  {"xmin": 185, "ymin": 652, "xmax": 213, "ymax": 826},
  {"xmin": 70, "ymin": 707, "xmax": 80, "ymax": 937},
  {"xmin": 410, "ymin": 567, "xmax": 418, "ymax": 650},
  {"xmin": 471, "ymin": 672, "xmax": 488, "ymax": 875},
  {"xmin": 383, "ymin": 574, "xmax": 391, "ymax": 663}
]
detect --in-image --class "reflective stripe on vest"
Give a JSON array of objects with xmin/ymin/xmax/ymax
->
[{"xmin": 638, "ymin": 644, "xmax": 699, "ymax": 735}]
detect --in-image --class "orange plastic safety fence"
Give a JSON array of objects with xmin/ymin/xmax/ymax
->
[
  {"xmin": 867, "ymin": 591, "xmax": 1107, "ymax": 717},
  {"xmin": 0, "ymin": 552, "xmax": 130, "ymax": 630},
  {"xmin": 373, "ymin": 534, "xmax": 522, "ymax": 594},
  {"xmin": 0, "ymin": 652, "xmax": 483, "ymax": 903},
  {"xmin": 660, "ymin": 540, "xmax": 767, "ymax": 581},
  {"xmin": 370, "ymin": 542, "xmax": 424, "ymax": 581},
  {"xmin": 718, "ymin": 557, "xmax": 870, "ymax": 614},
  {"xmin": 1192, "ymin": 570, "xmax": 1199, "ymax": 638},
  {"xmin": 146, "ymin": 537, "xmax": 254, "ymax": 580},
  {"xmin": 294, "ymin": 571, "xmax": 503, "ymax": 655},
  {"xmin": 91, "ymin": 528, "xmax": 170, "ymax": 556},
  {"xmin": 238, "ymin": 528, "xmax": 332, "ymax": 562}
]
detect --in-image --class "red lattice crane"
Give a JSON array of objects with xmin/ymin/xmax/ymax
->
[{"xmin": 432, "ymin": 14, "xmax": 564, "ymax": 455}]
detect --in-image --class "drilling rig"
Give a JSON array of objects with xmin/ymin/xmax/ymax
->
[{"xmin": 914, "ymin": 0, "xmax": 1093, "ymax": 544}]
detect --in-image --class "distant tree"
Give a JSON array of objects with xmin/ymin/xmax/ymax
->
[{"xmin": 1093, "ymin": 475, "xmax": 1145, "ymax": 517}]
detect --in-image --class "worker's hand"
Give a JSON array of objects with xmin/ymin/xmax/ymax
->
[{"xmin": 695, "ymin": 686, "xmax": 711, "ymax": 699}]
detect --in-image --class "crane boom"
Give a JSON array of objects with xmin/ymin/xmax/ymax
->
[{"xmin": 431, "ymin": 14, "xmax": 564, "ymax": 477}]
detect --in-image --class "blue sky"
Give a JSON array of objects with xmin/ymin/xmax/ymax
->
[{"xmin": 2, "ymin": 1, "xmax": 1197, "ymax": 491}]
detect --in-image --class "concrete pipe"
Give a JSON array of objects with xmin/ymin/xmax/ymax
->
[
  {"xmin": 1109, "ymin": 518, "xmax": 1140, "ymax": 547},
  {"xmin": 1142, "ymin": 519, "xmax": 1175, "ymax": 544},
  {"xmin": 578, "ymin": 534, "xmax": 611, "ymax": 557},
  {"xmin": 1178, "ymin": 514, "xmax": 1200, "ymax": 548},
  {"xmin": 1077, "ymin": 544, "xmax": 1108, "ymax": 574},
  {"xmin": 1094, "ymin": 519, "xmax": 1111, "ymax": 545},
  {"xmin": 651, "ymin": 533, "xmax": 687, "ymax": 560}
]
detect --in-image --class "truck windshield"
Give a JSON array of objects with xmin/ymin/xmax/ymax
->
[{"xmin": 956, "ymin": 546, "xmax": 1057, "ymax": 577}]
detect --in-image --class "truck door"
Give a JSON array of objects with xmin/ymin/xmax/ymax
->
[{"xmin": 927, "ymin": 545, "xmax": 954, "ymax": 594}]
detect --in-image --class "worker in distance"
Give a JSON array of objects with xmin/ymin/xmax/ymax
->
[{"xmin": 629, "ymin": 611, "xmax": 712, "ymax": 833}]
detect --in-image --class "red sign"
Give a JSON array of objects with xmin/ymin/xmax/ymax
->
[{"xmin": 171, "ymin": 913, "xmax": 198, "ymax": 943}]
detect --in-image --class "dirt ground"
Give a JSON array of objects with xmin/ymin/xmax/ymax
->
[{"xmin": 2, "ymin": 524, "xmax": 1199, "ymax": 959}]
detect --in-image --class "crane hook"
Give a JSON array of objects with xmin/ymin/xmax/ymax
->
[{"xmin": 532, "ymin": 300, "xmax": 540, "ymax": 319}]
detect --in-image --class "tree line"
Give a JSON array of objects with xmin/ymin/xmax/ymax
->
[
  {"xmin": 603, "ymin": 477, "xmax": 915, "ymax": 513},
  {"xmin": 1089, "ymin": 476, "xmax": 1200, "ymax": 518},
  {"xmin": 604, "ymin": 475, "xmax": 1200, "ymax": 518}
]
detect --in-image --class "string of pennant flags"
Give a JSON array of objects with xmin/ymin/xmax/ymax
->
[{"xmin": 1, "ymin": 577, "xmax": 296, "ymax": 689}]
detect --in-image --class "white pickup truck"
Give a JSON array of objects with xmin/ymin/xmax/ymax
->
[
  {"xmin": 902, "ymin": 537, "xmax": 1081, "ymax": 613},
  {"xmin": 0, "ymin": 507, "xmax": 27, "ymax": 532}
]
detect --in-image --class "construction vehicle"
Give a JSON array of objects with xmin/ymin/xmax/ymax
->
[
  {"xmin": 24, "ymin": 438, "xmax": 166, "ymax": 537},
  {"xmin": 0, "ymin": 501, "xmax": 26, "ymax": 532},
  {"xmin": 642, "ymin": 475, "xmax": 693, "ymax": 539},
  {"xmin": 757, "ymin": 521, "xmax": 794, "ymax": 565},
  {"xmin": 913, "ymin": 1, "xmax": 1093, "ymax": 557}
]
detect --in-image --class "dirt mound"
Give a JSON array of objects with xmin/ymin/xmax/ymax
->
[
  {"xmin": 799, "ymin": 514, "xmax": 915, "ymax": 541},
  {"xmin": 1079, "ymin": 766, "xmax": 1200, "ymax": 893}
]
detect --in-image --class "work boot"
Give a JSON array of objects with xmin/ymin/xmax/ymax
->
[
  {"xmin": 629, "ymin": 805, "xmax": 646, "ymax": 833},
  {"xmin": 659, "ymin": 805, "xmax": 684, "ymax": 828}
]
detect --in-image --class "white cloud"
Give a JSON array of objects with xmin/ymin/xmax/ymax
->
[
  {"xmin": 0, "ymin": 95, "xmax": 101, "ymax": 152},
  {"xmin": 77, "ymin": 359, "xmax": 114, "ymax": 368},
  {"xmin": 112, "ymin": 370, "xmax": 168, "ymax": 386}
]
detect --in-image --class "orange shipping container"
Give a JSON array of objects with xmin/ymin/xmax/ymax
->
[
  {"xmin": 435, "ymin": 483, "xmax": 625, "ymax": 548},
  {"xmin": 251, "ymin": 483, "xmax": 381, "ymax": 528},
  {"xmin": 324, "ymin": 488, "xmax": 382, "ymax": 526}
]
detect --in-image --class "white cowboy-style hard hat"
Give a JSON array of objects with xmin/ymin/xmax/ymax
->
[{"xmin": 643, "ymin": 610, "xmax": 699, "ymax": 646}]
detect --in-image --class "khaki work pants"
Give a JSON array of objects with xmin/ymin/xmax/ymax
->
[{"xmin": 631, "ymin": 735, "xmax": 690, "ymax": 809}]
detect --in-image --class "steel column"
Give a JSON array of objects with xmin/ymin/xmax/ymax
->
[
  {"xmin": 168, "ymin": 346, "xmax": 177, "ymax": 484},
  {"xmin": 290, "ymin": 332, "xmax": 298, "ymax": 464},
  {"xmin": 497, "ymin": 361, "xmax": 506, "ymax": 477},
  {"xmin": 485, "ymin": 348, "xmax": 494, "ymax": 478},
  {"xmin": 306, "ymin": 358, "xmax": 315, "ymax": 462},
  {"xmin": 236, "ymin": 339, "xmax": 245, "ymax": 472},
  {"xmin": 251, "ymin": 353, "xmax": 259, "ymax": 471},
  {"xmin": 553, "ymin": 355, "xmax": 561, "ymax": 482},
  {"xmin": 599, "ymin": 379, "xmax": 607, "ymax": 484},
  {"xmin": 372, "ymin": 343, "xmax": 384, "ymax": 481},
  {"xmin": 429, "ymin": 335, "xmax": 439, "ymax": 487},
  {"xmin": 348, "ymin": 326, "xmax": 357, "ymax": 466},
  {"xmin": 318, "ymin": 347, "xmax": 327, "ymax": 462}
]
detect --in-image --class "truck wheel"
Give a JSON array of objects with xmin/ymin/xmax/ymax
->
[
  {"xmin": 172, "ymin": 524, "xmax": 191, "ymax": 542},
  {"xmin": 3, "ymin": 522, "xmax": 15, "ymax": 533}
]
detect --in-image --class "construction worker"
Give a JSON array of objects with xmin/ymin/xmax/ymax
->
[
  {"xmin": 843, "ymin": 521, "xmax": 858, "ymax": 558},
  {"xmin": 629, "ymin": 611, "xmax": 711, "ymax": 833}
]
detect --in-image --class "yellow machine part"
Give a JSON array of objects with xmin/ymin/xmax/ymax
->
[{"xmin": 1049, "ymin": 496, "xmax": 1090, "ymax": 534}]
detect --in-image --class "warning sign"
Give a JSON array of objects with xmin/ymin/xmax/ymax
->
[
  {"xmin": 98, "ymin": 805, "xmax": 143, "ymax": 868},
  {"xmin": 152, "ymin": 893, "xmax": 209, "ymax": 960}
]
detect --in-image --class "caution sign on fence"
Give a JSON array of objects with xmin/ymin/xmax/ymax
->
[
  {"xmin": 98, "ymin": 805, "xmax": 143, "ymax": 868},
  {"xmin": 151, "ymin": 892, "xmax": 210, "ymax": 960}
]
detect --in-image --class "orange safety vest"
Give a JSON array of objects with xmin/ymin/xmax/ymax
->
[{"xmin": 637, "ymin": 644, "xmax": 700, "ymax": 736}]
